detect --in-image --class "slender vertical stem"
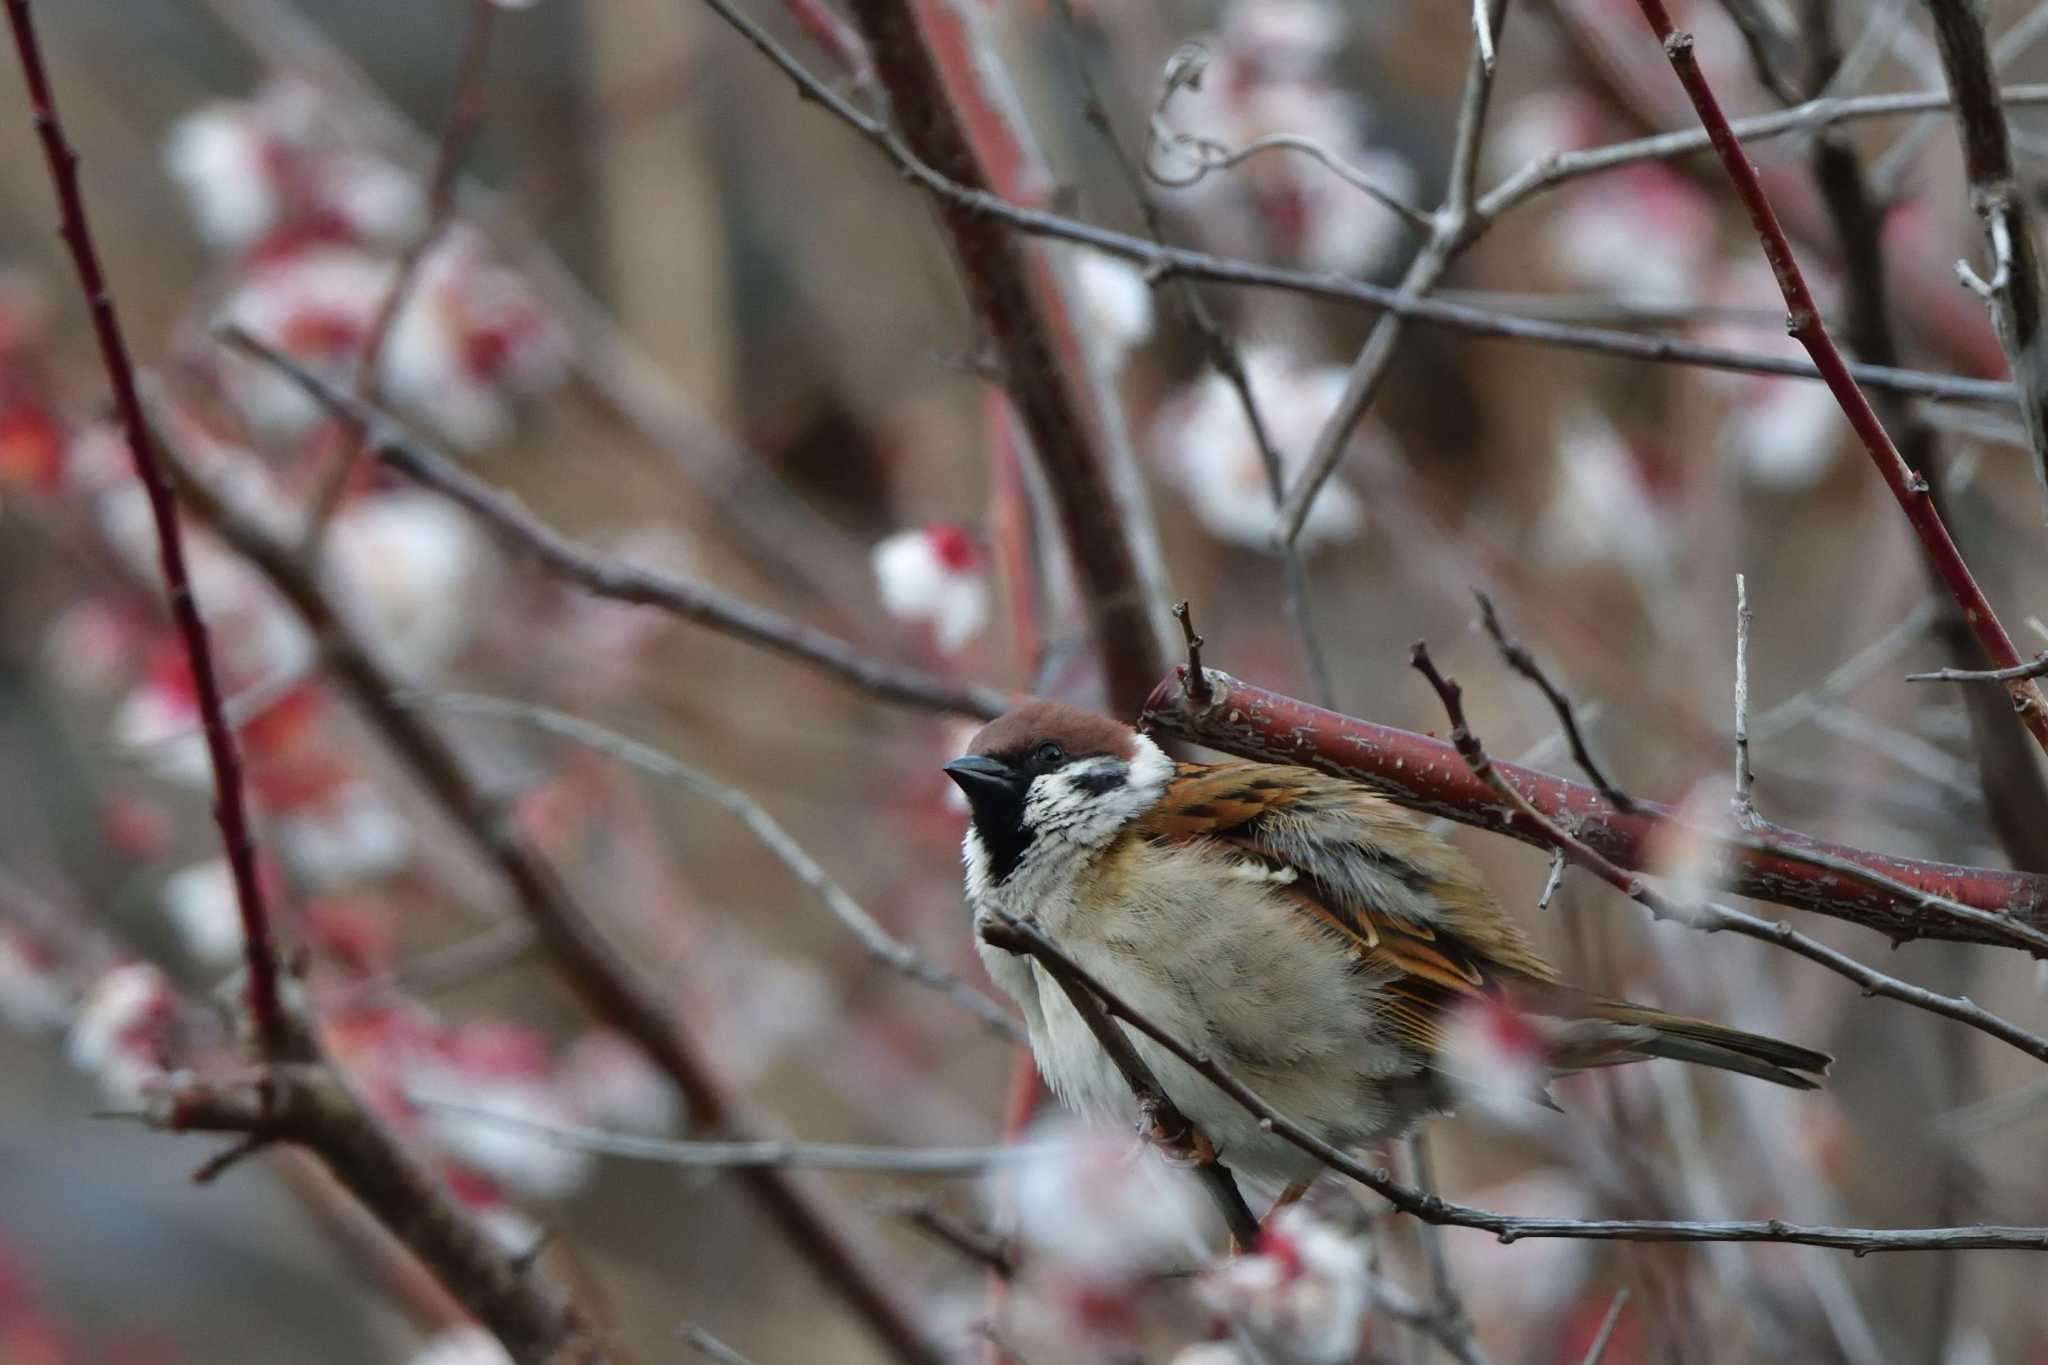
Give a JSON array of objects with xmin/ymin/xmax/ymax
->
[
  {"xmin": 2, "ymin": 0, "xmax": 286, "ymax": 1051},
  {"xmin": 1733, "ymin": 574, "xmax": 1756, "ymax": 824},
  {"xmin": 1629, "ymin": 2, "xmax": 2048, "ymax": 760}
]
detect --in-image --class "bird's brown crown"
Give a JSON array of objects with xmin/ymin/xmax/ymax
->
[{"xmin": 968, "ymin": 700, "xmax": 1137, "ymax": 764}]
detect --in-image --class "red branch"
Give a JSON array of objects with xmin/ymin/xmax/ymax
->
[
  {"xmin": 1141, "ymin": 668, "xmax": 2048, "ymax": 947},
  {"xmin": 1627, "ymin": 2, "xmax": 2048, "ymax": 758},
  {"xmin": 3, "ymin": 0, "xmax": 285, "ymax": 1048}
]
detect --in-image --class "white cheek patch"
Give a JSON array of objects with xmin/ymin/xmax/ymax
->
[{"xmin": 961, "ymin": 827, "xmax": 993, "ymax": 900}]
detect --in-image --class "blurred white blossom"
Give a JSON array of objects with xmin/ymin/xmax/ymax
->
[
  {"xmin": 1544, "ymin": 165, "xmax": 1717, "ymax": 304},
  {"xmin": 1069, "ymin": 250, "xmax": 1154, "ymax": 369},
  {"xmin": 0, "ymin": 929, "xmax": 70, "ymax": 1033},
  {"xmin": 275, "ymin": 780, "xmax": 413, "ymax": 891},
  {"xmin": 1696, "ymin": 265, "xmax": 1846, "ymax": 490},
  {"xmin": 1157, "ymin": 6, "xmax": 1413, "ymax": 277},
  {"xmin": 326, "ymin": 490, "xmax": 494, "ymax": 680},
  {"xmin": 1155, "ymin": 345, "xmax": 1376, "ymax": 550},
  {"xmin": 872, "ymin": 525, "xmax": 989, "ymax": 653},
  {"xmin": 164, "ymin": 83, "xmax": 422, "ymax": 254},
  {"xmin": 1535, "ymin": 403, "xmax": 1671, "ymax": 576},
  {"xmin": 1197, "ymin": 1207, "xmax": 1369, "ymax": 1364},
  {"xmin": 559, "ymin": 1031, "xmax": 678, "ymax": 1136},
  {"xmin": 1001, "ymin": 1118, "xmax": 1208, "ymax": 1279},
  {"xmin": 160, "ymin": 859, "xmax": 246, "ymax": 967},
  {"xmin": 409, "ymin": 1327, "xmax": 512, "ymax": 1365}
]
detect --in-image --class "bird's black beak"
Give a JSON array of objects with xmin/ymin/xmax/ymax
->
[{"xmin": 944, "ymin": 755, "xmax": 1028, "ymax": 835}]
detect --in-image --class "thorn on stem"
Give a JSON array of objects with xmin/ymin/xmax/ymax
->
[{"xmin": 1174, "ymin": 600, "xmax": 1212, "ymax": 704}]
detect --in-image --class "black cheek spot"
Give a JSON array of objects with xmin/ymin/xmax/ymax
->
[{"xmin": 1071, "ymin": 768, "xmax": 1126, "ymax": 796}]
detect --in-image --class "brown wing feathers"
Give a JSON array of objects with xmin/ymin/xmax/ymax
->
[{"xmin": 1137, "ymin": 762, "xmax": 1830, "ymax": 1089}]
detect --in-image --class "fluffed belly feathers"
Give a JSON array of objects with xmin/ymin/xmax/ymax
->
[{"xmin": 974, "ymin": 858, "xmax": 1438, "ymax": 1188}]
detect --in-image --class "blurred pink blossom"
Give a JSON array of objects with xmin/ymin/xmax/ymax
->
[
  {"xmin": 872, "ymin": 525, "xmax": 990, "ymax": 654},
  {"xmin": 1439, "ymin": 995, "xmax": 1555, "ymax": 1130},
  {"xmin": 1544, "ymin": 164, "xmax": 1718, "ymax": 303},
  {"xmin": 381, "ymin": 230, "xmax": 571, "ymax": 451},
  {"xmin": 66, "ymin": 963, "xmax": 177, "ymax": 1106},
  {"xmin": 1196, "ymin": 1206, "xmax": 1369, "ymax": 1364}
]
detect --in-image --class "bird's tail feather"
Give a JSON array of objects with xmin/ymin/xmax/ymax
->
[{"xmin": 1541, "ymin": 995, "xmax": 1830, "ymax": 1090}]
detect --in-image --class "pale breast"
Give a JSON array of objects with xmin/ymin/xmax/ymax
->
[{"xmin": 976, "ymin": 838, "xmax": 1437, "ymax": 1187}]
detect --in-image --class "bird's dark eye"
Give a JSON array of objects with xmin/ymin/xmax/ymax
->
[{"xmin": 1032, "ymin": 741, "xmax": 1065, "ymax": 767}]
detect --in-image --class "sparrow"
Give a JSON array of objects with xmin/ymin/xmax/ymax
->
[{"xmin": 945, "ymin": 699, "xmax": 1829, "ymax": 1195}]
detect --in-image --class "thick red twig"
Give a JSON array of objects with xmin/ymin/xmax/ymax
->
[
  {"xmin": 2, "ymin": 0, "xmax": 286, "ymax": 1051},
  {"xmin": 836, "ymin": 0, "xmax": 1168, "ymax": 717},
  {"xmin": 1141, "ymin": 668, "xmax": 2048, "ymax": 950},
  {"xmin": 1627, "ymin": 2, "xmax": 2048, "ymax": 758}
]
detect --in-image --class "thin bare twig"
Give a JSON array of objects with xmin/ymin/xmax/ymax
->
[
  {"xmin": 1733, "ymin": 575, "xmax": 1757, "ymax": 824},
  {"xmin": 407, "ymin": 1097, "xmax": 1029, "ymax": 1174},
  {"xmin": 686, "ymin": 0, "xmax": 2017, "ymax": 409},
  {"xmin": 1061, "ymin": 15, "xmax": 1332, "ymax": 702},
  {"xmin": 1578, "ymin": 1289, "xmax": 1632, "ymax": 1365},
  {"xmin": 1908, "ymin": 653, "xmax": 2048, "ymax": 684},
  {"xmin": 679, "ymin": 1324, "xmax": 760, "ymax": 1365},
  {"xmin": 411, "ymin": 690, "xmax": 1023, "ymax": 1041},
  {"xmin": 1626, "ymin": 2, "xmax": 2048, "ymax": 758},
  {"xmin": 219, "ymin": 326, "xmax": 1007, "ymax": 722},
  {"xmin": 1277, "ymin": 0, "xmax": 1508, "ymax": 548},
  {"xmin": 976, "ymin": 913, "xmax": 1261, "ymax": 1248},
  {"xmin": 1474, "ymin": 592, "xmax": 1635, "ymax": 813},
  {"xmin": 301, "ymin": 0, "xmax": 498, "ymax": 559},
  {"xmin": 1924, "ymin": 0, "xmax": 2048, "ymax": 505},
  {"xmin": 2, "ymin": 0, "xmax": 286, "ymax": 1051}
]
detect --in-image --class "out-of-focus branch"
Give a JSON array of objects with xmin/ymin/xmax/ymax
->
[
  {"xmin": 407, "ymin": 1097, "xmax": 1026, "ymax": 1174},
  {"xmin": 151, "ymin": 1057, "xmax": 608, "ymax": 1365},
  {"xmin": 2, "ymin": 0, "xmax": 287, "ymax": 1052},
  {"xmin": 220, "ymin": 327, "xmax": 1006, "ymax": 722},
  {"xmin": 1474, "ymin": 80, "xmax": 2048, "ymax": 222},
  {"xmin": 977, "ymin": 912, "xmax": 1262, "ymax": 1248},
  {"xmin": 412, "ymin": 690, "xmax": 1023, "ymax": 1041},
  {"xmin": 1924, "ymin": 0, "xmax": 2048, "ymax": 501},
  {"xmin": 1627, "ymin": 3, "xmax": 2048, "ymax": 759},
  {"xmin": 1141, "ymin": 667, "xmax": 2048, "ymax": 949},
  {"xmin": 975, "ymin": 891, "xmax": 2048, "ymax": 1252},
  {"xmin": 833, "ymin": 0, "xmax": 1167, "ymax": 717},
  {"xmin": 675, "ymin": 2, "xmax": 2016, "ymax": 409},
  {"xmin": 158, "ymin": 429, "xmax": 946, "ymax": 1365}
]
